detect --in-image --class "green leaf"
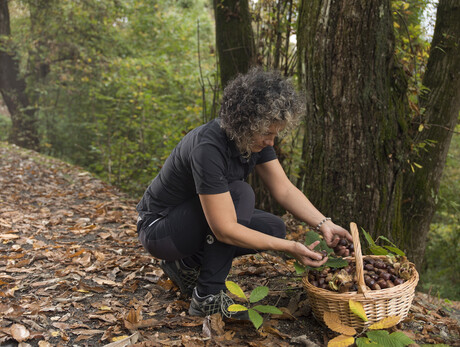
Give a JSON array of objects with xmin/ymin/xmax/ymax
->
[
  {"xmin": 225, "ymin": 281, "xmax": 247, "ymax": 301},
  {"xmin": 305, "ymin": 230, "xmax": 321, "ymax": 245},
  {"xmin": 252, "ymin": 305, "xmax": 283, "ymax": 314},
  {"xmin": 294, "ymin": 261, "xmax": 306, "ymax": 274},
  {"xmin": 369, "ymin": 245, "xmax": 389, "ymax": 255},
  {"xmin": 227, "ymin": 304, "xmax": 248, "ymax": 312},
  {"xmin": 356, "ymin": 337, "xmax": 380, "ymax": 347},
  {"xmin": 361, "ymin": 228, "xmax": 376, "ymax": 247},
  {"xmin": 349, "ymin": 300, "xmax": 368, "ymax": 322},
  {"xmin": 377, "ymin": 236, "xmax": 398, "ymax": 248},
  {"xmin": 366, "ymin": 331, "xmax": 391, "ymax": 346},
  {"xmin": 248, "ymin": 308, "xmax": 264, "ymax": 329},
  {"xmin": 249, "ymin": 286, "xmax": 269, "ymax": 303},
  {"xmin": 383, "ymin": 245, "xmax": 406, "ymax": 256},
  {"xmin": 325, "ymin": 257, "xmax": 349, "ymax": 268},
  {"xmin": 305, "ymin": 230, "xmax": 333, "ymax": 253},
  {"xmin": 389, "ymin": 331, "xmax": 415, "ymax": 346}
]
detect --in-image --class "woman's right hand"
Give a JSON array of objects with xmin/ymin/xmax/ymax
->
[{"xmin": 289, "ymin": 240, "xmax": 328, "ymax": 267}]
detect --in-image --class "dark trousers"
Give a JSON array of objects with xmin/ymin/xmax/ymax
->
[{"xmin": 138, "ymin": 181, "xmax": 286, "ymax": 295}]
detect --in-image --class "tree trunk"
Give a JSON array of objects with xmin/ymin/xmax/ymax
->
[
  {"xmin": 0, "ymin": 0, "xmax": 39, "ymax": 150},
  {"xmin": 213, "ymin": 0, "xmax": 257, "ymax": 88},
  {"xmin": 401, "ymin": 0, "xmax": 460, "ymax": 267},
  {"xmin": 297, "ymin": 1, "xmax": 411, "ymax": 249}
]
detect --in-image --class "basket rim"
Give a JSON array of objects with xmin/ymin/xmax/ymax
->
[{"xmin": 303, "ymin": 262, "xmax": 419, "ymax": 299}]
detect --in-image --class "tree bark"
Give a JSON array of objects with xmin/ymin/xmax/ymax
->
[
  {"xmin": 0, "ymin": 0, "xmax": 39, "ymax": 150},
  {"xmin": 297, "ymin": 1, "xmax": 411, "ymax": 250},
  {"xmin": 401, "ymin": 0, "xmax": 460, "ymax": 267},
  {"xmin": 213, "ymin": 0, "xmax": 257, "ymax": 88}
]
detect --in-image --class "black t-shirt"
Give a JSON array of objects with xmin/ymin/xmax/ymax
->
[{"xmin": 136, "ymin": 118, "xmax": 277, "ymax": 219}]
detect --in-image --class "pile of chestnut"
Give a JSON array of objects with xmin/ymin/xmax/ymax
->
[
  {"xmin": 333, "ymin": 238, "xmax": 355, "ymax": 257},
  {"xmin": 308, "ymin": 254, "xmax": 411, "ymax": 293}
]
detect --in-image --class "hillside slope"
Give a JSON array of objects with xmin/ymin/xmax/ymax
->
[{"xmin": 0, "ymin": 142, "xmax": 458, "ymax": 346}]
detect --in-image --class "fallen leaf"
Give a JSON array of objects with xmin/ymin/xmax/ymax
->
[
  {"xmin": 10, "ymin": 324, "xmax": 30, "ymax": 342},
  {"xmin": 327, "ymin": 334, "xmax": 354, "ymax": 347},
  {"xmin": 368, "ymin": 316, "xmax": 401, "ymax": 329},
  {"xmin": 324, "ymin": 312, "xmax": 357, "ymax": 336}
]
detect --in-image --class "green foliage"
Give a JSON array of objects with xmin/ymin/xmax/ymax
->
[
  {"xmin": 0, "ymin": 114, "xmax": 11, "ymax": 141},
  {"xmin": 420, "ymin": 125, "xmax": 460, "ymax": 301},
  {"xmin": 362, "ymin": 228, "xmax": 406, "ymax": 256},
  {"xmin": 225, "ymin": 281, "xmax": 282, "ymax": 330},
  {"xmin": 8, "ymin": 0, "xmax": 216, "ymax": 197},
  {"xmin": 356, "ymin": 330, "xmax": 414, "ymax": 347}
]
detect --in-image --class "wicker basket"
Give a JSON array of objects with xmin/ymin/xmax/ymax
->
[{"xmin": 303, "ymin": 222, "xmax": 419, "ymax": 330}]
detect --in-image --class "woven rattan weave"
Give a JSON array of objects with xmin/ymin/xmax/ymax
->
[{"xmin": 303, "ymin": 222, "xmax": 419, "ymax": 330}]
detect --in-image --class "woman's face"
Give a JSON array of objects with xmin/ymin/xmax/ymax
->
[{"xmin": 249, "ymin": 122, "xmax": 285, "ymax": 153}]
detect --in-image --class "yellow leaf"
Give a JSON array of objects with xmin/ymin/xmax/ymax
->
[
  {"xmin": 349, "ymin": 300, "xmax": 368, "ymax": 322},
  {"xmin": 99, "ymin": 305, "xmax": 111, "ymax": 311},
  {"xmin": 225, "ymin": 281, "xmax": 247, "ymax": 301},
  {"xmin": 112, "ymin": 335, "xmax": 129, "ymax": 342},
  {"xmin": 228, "ymin": 304, "xmax": 248, "ymax": 312},
  {"xmin": 324, "ymin": 312, "xmax": 357, "ymax": 335},
  {"xmin": 369, "ymin": 316, "xmax": 401, "ymax": 329},
  {"xmin": 403, "ymin": 3, "xmax": 410, "ymax": 10},
  {"xmin": 328, "ymin": 334, "xmax": 355, "ymax": 347}
]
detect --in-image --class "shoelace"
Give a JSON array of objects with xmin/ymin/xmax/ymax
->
[
  {"xmin": 201, "ymin": 291, "xmax": 235, "ymax": 318},
  {"xmin": 218, "ymin": 291, "xmax": 235, "ymax": 318}
]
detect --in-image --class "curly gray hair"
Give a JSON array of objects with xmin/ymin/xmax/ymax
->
[{"xmin": 219, "ymin": 67, "xmax": 305, "ymax": 155}]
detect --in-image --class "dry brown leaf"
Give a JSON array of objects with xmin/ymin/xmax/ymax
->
[
  {"xmin": 323, "ymin": 312, "xmax": 357, "ymax": 336},
  {"xmin": 0, "ymin": 233, "xmax": 19, "ymax": 240},
  {"xmin": 71, "ymin": 329, "xmax": 105, "ymax": 336},
  {"xmin": 261, "ymin": 325, "xmax": 290, "ymax": 339},
  {"xmin": 10, "ymin": 324, "xmax": 30, "ymax": 342},
  {"xmin": 126, "ymin": 306, "xmax": 142, "ymax": 324},
  {"xmin": 89, "ymin": 313, "xmax": 118, "ymax": 324},
  {"xmin": 272, "ymin": 307, "xmax": 295, "ymax": 320}
]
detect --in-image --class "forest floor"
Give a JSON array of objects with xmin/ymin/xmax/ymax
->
[{"xmin": 0, "ymin": 142, "xmax": 459, "ymax": 347}]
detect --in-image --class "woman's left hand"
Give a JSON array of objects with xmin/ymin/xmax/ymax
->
[{"xmin": 320, "ymin": 221, "xmax": 352, "ymax": 257}]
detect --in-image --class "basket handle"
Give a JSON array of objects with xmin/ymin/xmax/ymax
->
[{"xmin": 350, "ymin": 222, "xmax": 368, "ymax": 295}]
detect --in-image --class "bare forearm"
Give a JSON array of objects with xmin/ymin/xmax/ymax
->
[
  {"xmin": 275, "ymin": 184, "xmax": 326, "ymax": 228},
  {"xmin": 214, "ymin": 221, "xmax": 294, "ymax": 253}
]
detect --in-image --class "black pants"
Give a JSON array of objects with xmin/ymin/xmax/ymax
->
[{"xmin": 138, "ymin": 181, "xmax": 286, "ymax": 295}]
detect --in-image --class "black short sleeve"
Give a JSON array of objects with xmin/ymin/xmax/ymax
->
[
  {"xmin": 256, "ymin": 146, "xmax": 277, "ymax": 164},
  {"xmin": 190, "ymin": 143, "xmax": 229, "ymax": 195}
]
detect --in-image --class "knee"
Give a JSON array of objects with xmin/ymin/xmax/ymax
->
[
  {"xmin": 228, "ymin": 180, "xmax": 255, "ymax": 205},
  {"xmin": 272, "ymin": 216, "xmax": 286, "ymax": 239}
]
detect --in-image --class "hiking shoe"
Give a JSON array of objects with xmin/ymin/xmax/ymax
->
[
  {"xmin": 159, "ymin": 260, "xmax": 199, "ymax": 297},
  {"xmin": 189, "ymin": 287, "xmax": 249, "ymax": 320}
]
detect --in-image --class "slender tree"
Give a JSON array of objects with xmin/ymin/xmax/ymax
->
[
  {"xmin": 297, "ymin": 0, "xmax": 459, "ymax": 267},
  {"xmin": 213, "ymin": 0, "xmax": 256, "ymax": 88},
  {"xmin": 401, "ymin": 0, "xmax": 460, "ymax": 267},
  {"xmin": 0, "ymin": 0, "xmax": 39, "ymax": 150}
]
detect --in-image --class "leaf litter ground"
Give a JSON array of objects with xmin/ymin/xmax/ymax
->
[{"xmin": 0, "ymin": 142, "xmax": 459, "ymax": 347}]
